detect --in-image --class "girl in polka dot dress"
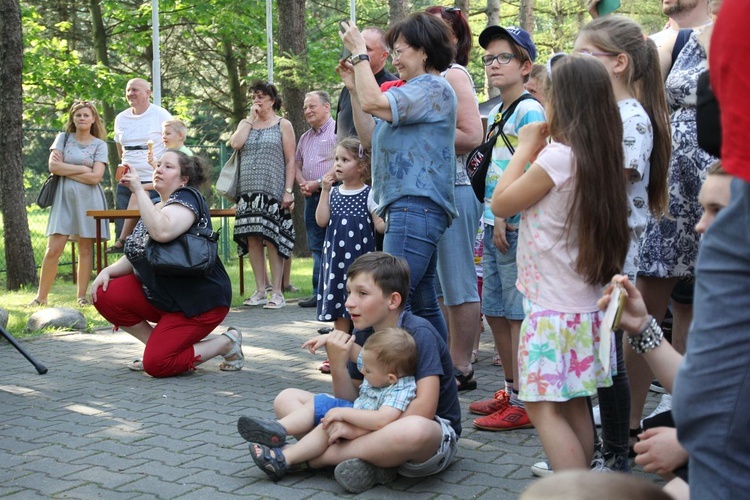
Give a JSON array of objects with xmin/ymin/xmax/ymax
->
[{"xmin": 315, "ymin": 138, "xmax": 384, "ymax": 331}]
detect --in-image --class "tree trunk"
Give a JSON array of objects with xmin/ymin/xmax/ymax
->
[
  {"xmin": 222, "ymin": 38, "xmax": 247, "ymax": 128},
  {"xmin": 456, "ymin": 0, "xmax": 469, "ymax": 18},
  {"xmin": 389, "ymin": 0, "xmax": 409, "ymax": 27},
  {"xmin": 89, "ymin": 0, "xmax": 119, "ymax": 207},
  {"xmin": 485, "ymin": 0, "xmax": 502, "ymax": 98},
  {"xmin": 0, "ymin": 0, "xmax": 38, "ymax": 289},
  {"xmin": 277, "ymin": 0, "xmax": 308, "ymax": 257},
  {"xmin": 519, "ymin": 0, "xmax": 534, "ymax": 34}
]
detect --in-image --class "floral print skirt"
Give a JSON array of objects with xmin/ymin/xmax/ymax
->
[{"xmin": 518, "ymin": 299, "xmax": 614, "ymax": 402}]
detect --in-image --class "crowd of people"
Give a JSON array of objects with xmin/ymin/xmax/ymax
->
[{"xmin": 29, "ymin": 0, "xmax": 749, "ymax": 496}]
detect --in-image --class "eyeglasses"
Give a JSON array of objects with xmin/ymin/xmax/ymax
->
[
  {"xmin": 481, "ymin": 53, "xmax": 515, "ymax": 66},
  {"xmin": 444, "ymin": 6, "xmax": 460, "ymax": 14},
  {"xmin": 390, "ymin": 45, "xmax": 411, "ymax": 61},
  {"xmin": 574, "ymin": 49, "xmax": 617, "ymax": 57}
]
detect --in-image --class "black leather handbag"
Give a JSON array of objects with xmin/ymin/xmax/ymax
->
[
  {"xmin": 36, "ymin": 133, "xmax": 68, "ymax": 208},
  {"xmin": 145, "ymin": 187, "xmax": 220, "ymax": 277}
]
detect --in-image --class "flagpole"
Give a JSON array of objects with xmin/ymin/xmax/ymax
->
[{"xmin": 152, "ymin": 0, "xmax": 161, "ymax": 105}]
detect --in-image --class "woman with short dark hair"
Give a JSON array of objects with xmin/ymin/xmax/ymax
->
[
  {"xmin": 229, "ymin": 81, "xmax": 296, "ymax": 310},
  {"xmin": 338, "ymin": 12, "xmax": 458, "ymax": 340},
  {"xmin": 90, "ymin": 150, "xmax": 240, "ymax": 377}
]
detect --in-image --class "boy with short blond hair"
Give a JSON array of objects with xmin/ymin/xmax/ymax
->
[
  {"xmin": 161, "ymin": 119, "xmax": 192, "ymax": 156},
  {"xmin": 469, "ymin": 26, "xmax": 546, "ymax": 431}
]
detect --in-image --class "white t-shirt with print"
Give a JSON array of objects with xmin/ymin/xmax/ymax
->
[{"xmin": 619, "ymin": 98, "xmax": 653, "ymax": 280}]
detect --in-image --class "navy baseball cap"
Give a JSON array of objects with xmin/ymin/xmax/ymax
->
[{"xmin": 478, "ymin": 25, "xmax": 537, "ymax": 63}]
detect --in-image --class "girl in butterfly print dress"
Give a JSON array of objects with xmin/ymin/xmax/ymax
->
[
  {"xmin": 316, "ymin": 138, "xmax": 385, "ymax": 332},
  {"xmin": 491, "ymin": 56, "xmax": 630, "ymax": 471}
]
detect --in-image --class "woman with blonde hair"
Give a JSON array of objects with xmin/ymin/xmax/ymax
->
[{"xmin": 30, "ymin": 100, "xmax": 110, "ymax": 307}]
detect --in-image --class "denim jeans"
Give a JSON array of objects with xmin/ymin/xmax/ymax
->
[
  {"xmin": 304, "ymin": 192, "xmax": 325, "ymax": 290},
  {"xmin": 383, "ymin": 196, "xmax": 449, "ymax": 341},
  {"xmin": 673, "ymin": 179, "xmax": 750, "ymax": 499}
]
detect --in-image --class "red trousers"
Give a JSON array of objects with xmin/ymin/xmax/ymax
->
[{"xmin": 94, "ymin": 273, "xmax": 229, "ymax": 377}]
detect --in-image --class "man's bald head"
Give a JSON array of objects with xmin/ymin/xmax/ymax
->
[{"xmin": 362, "ymin": 27, "xmax": 390, "ymax": 75}]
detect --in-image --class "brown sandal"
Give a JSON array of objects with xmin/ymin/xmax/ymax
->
[{"xmin": 105, "ymin": 238, "xmax": 126, "ymax": 254}]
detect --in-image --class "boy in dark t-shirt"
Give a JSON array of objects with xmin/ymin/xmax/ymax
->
[{"xmin": 259, "ymin": 253, "xmax": 460, "ymax": 493}]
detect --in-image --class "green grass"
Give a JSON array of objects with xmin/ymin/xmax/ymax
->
[
  {"xmin": 1, "ymin": 205, "xmax": 315, "ymax": 337},
  {"xmin": 2, "ymin": 257, "xmax": 314, "ymax": 339}
]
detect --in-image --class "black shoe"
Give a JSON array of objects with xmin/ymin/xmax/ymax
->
[{"xmin": 298, "ymin": 296, "xmax": 317, "ymax": 308}]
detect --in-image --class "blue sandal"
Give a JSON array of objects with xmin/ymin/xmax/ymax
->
[{"xmin": 249, "ymin": 443, "xmax": 289, "ymax": 481}]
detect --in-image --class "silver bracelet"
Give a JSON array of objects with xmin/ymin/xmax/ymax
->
[{"xmin": 627, "ymin": 316, "xmax": 663, "ymax": 354}]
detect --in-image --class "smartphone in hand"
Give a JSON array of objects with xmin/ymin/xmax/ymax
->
[
  {"xmin": 339, "ymin": 20, "xmax": 352, "ymax": 60},
  {"xmin": 600, "ymin": 283, "xmax": 626, "ymax": 374},
  {"xmin": 115, "ymin": 164, "xmax": 130, "ymax": 181}
]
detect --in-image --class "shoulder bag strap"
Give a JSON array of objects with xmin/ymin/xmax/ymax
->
[
  {"xmin": 496, "ymin": 94, "xmax": 537, "ymax": 155},
  {"xmin": 178, "ymin": 187, "xmax": 219, "ymax": 240}
]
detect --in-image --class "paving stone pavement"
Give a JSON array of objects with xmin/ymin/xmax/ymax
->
[{"xmin": 1, "ymin": 301, "xmax": 662, "ymax": 498}]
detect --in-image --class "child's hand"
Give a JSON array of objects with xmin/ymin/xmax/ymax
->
[
  {"xmin": 147, "ymin": 152, "xmax": 157, "ymax": 170},
  {"xmin": 325, "ymin": 330, "xmax": 356, "ymax": 369},
  {"xmin": 321, "ymin": 171, "xmax": 336, "ymax": 191},
  {"xmin": 517, "ymin": 122, "xmax": 549, "ymax": 161},
  {"xmin": 301, "ymin": 335, "xmax": 328, "ymax": 354},
  {"xmin": 321, "ymin": 407, "xmax": 346, "ymax": 427},
  {"xmin": 492, "ymin": 217, "xmax": 510, "ymax": 253}
]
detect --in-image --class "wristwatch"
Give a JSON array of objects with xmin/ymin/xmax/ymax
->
[
  {"xmin": 350, "ymin": 54, "xmax": 370, "ymax": 66},
  {"xmin": 285, "ymin": 188, "xmax": 293, "ymax": 194}
]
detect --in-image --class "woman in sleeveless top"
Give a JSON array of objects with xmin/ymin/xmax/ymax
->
[{"xmin": 229, "ymin": 81, "xmax": 296, "ymax": 309}]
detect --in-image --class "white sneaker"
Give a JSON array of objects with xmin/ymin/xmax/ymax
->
[
  {"xmin": 592, "ymin": 405, "xmax": 602, "ymax": 427},
  {"xmin": 644, "ymin": 393, "xmax": 672, "ymax": 422},
  {"xmin": 531, "ymin": 461, "xmax": 553, "ymax": 477}
]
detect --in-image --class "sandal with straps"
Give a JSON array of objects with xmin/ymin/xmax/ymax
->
[
  {"xmin": 105, "ymin": 238, "xmax": 126, "ymax": 254},
  {"xmin": 26, "ymin": 298, "xmax": 47, "ymax": 308},
  {"xmin": 219, "ymin": 327, "xmax": 245, "ymax": 371},
  {"xmin": 263, "ymin": 293, "xmax": 286, "ymax": 310},
  {"xmin": 455, "ymin": 367, "xmax": 477, "ymax": 391},
  {"xmin": 249, "ymin": 443, "xmax": 289, "ymax": 481}
]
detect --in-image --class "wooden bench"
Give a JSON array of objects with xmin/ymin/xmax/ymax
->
[{"xmin": 86, "ymin": 209, "xmax": 247, "ymax": 295}]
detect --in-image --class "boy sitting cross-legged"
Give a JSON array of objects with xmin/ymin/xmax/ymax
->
[
  {"xmin": 239, "ymin": 327, "xmax": 418, "ymax": 481},
  {"xmin": 245, "ymin": 252, "xmax": 461, "ymax": 493}
]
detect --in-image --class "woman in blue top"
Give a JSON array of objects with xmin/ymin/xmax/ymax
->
[{"xmin": 338, "ymin": 12, "xmax": 458, "ymax": 340}]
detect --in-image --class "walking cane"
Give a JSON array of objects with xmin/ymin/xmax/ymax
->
[{"xmin": 0, "ymin": 324, "xmax": 48, "ymax": 374}]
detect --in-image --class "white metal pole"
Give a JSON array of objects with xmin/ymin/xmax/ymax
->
[
  {"xmin": 267, "ymin": 0, "xmax": 273, "ymax": 83},
  {"xmin": 152, "ymin": 0, "xmax": 161, "ymax": 105},
  {"xmin": 350, "ymin": 0, "xmax": 355, "ymax": 22}
]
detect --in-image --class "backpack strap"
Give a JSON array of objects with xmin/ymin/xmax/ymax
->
[
  {"xmin": 485, "ymin": 93, "xmax": 537, "ymax": 141},
  {"xmin": 492, "ymin": 93, "xmax": 537, "ymax": 155}
]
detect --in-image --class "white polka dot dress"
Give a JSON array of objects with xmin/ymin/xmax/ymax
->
[{"xmin": 317, "ymin": 185, "xmax": 376, "ymax": 321}]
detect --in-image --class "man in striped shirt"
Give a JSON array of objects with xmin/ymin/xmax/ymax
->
[{"xmin": 295, "ymin": 91, "xmax": 336, "ymax": 308}]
